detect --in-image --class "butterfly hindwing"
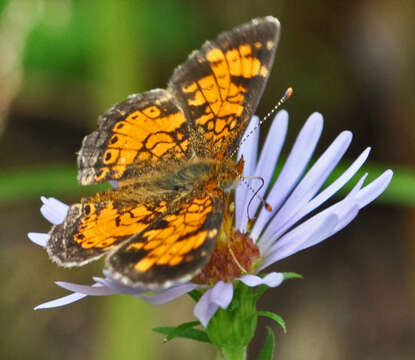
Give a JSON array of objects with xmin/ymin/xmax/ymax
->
[
  {"xmin": 47, "ymin": 188, "xmax": 174, "ymax": 267},
  {"xmin": 107, "ymin": 188, "xmax": 225, "ymax": 288}
]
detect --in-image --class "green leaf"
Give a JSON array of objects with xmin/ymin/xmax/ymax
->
[
  {"xmin": 282, "ymin": 272, "xmax": 303, "ymax": 280},
  {"xmin": 258, "ymin": 311, "xmax": 286, "ymax": 333},
  {"xmin": 258, "ymin": 327, "xmax": 276, "ymax": 360},
  {"xmin": 152, "ymin": 321, "xmax": 211, "ymax": 344}
]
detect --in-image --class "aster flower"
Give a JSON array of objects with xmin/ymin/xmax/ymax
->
[{"xmin": 29, "ymin": 110, "xmax": 392, "ymax": 333}]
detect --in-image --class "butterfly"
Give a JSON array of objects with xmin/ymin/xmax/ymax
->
[{"xmin": 47, "ymin": 16, "xmax": 280, "ymax": 289}]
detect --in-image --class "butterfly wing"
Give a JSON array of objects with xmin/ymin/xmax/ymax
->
[
  {"xmin": 168, "ymin": 16, "xmax": 280, "ymax": 158},
  {"xmin": 47, "ymin": 187, "xmax": 174, "ymax": 267},
  {"xmin": 78, "ymin": 89, "xmax": 193, "ymax": 185},
  {"xmin": 107, "ymin": 186, "xmax": 225, "ymax": 288}
]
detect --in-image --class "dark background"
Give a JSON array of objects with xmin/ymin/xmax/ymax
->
[{"xmin": 0, "ymin": 0, "xmax": 414, "ymax": 359}]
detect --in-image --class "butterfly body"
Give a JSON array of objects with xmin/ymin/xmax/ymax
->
[{"xmin": 47, "ymin": 16, "xmax": 280, "ymax": 288}]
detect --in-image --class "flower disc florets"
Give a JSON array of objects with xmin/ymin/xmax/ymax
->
[{"xmin": 196, "ymin": 228, "xmax": 260, "ymax": 285}]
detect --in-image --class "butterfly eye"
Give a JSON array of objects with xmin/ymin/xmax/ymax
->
[
  {"xmin": 219, "ymin": 176, "xmax": 237, "ymax": 192},
  {"xmin": 172, "ymin": 185, "xmax": 182, "ymax": 191}
]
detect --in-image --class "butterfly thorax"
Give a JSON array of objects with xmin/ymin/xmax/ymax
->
[{"xmin": 149, "ymin": 157, "xmax": 243, "ymax": 194}]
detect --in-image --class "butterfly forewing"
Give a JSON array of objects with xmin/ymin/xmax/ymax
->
[
  {"xmin": 77, "ymin": 89, "xmax": 193, "ymax": 186},
  {"xmin": 168, "ymin": 16, "xmax": 280, "ymax": 158}
]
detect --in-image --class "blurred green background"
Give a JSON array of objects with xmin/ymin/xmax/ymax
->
[{"xmin": 0, "ymin": 0, "xmax": 414, "ymax": 359}]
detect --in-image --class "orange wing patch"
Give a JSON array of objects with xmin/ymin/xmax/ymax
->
[
  {"xmin": 169, "ymin": 18, "xmax": 280, "ymax": 157},
  {"xmin": 208, "ymin": 45, "xmax": 269, "ymax": 79},
  {"xmin": 47, "ymin": 195, "xmax": 169, "ymax": 267},
  {"xmin": 78, "ymin": 89, "xmax": 193, "ymax": 186},
  {"xmin": 95, "ymin": 108, "xmax": 188, "ymax": 183},
  {"xmin": 131, "ymin": 195, "xmax": 213, "ymax": 271},
  {"xmin": 176, "ymin": 43, "xmax": 270, "ymax": 153},
  {"xmin": 107, "ymin": 191, "xmax": 224, "ymax": 288},
  {"xmin": 73, "ymin": 201, "xmax": 167, "ymax": 250}
]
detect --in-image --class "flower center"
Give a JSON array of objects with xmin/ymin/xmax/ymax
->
[{"xmin": 194, "ymin": 204, "xmax": 260, "ymax": 285}]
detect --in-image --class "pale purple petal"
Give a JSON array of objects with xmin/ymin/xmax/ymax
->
[
  {"xmin": 102, "ymin": 270, "xmax": 112, "ymax": 277},
  {"xmin": 258, "ymin": 173, "xmax": 372, "ymax": 269},
  {"xmin": 34, "ymin": 292, "xmax": 88, "ymax": 310},
  {"xmin": 298, "ymin": 147, "xmax": 371, "ymax": 217},
  {"xmin": 194, "ymin": 281, "xmax": 234, "ymax": 327},
  {"xmin": 326, "ymin": 205, "xmax": 360, "ymax": 239},
  {"xmin": 356, "ymin": 170, "xmax": 393, "ymax": 208},
  {"xmin": 109, "ymin": 180, "xmax": 120, "ymax": 188},
  {"xmin": 239, "ymin": 272, "xmax": 284, "ymax": 287},
  {"xmin": 27, "ymin": 232, "xmax": 49, "ymax": 247},
  {"xmin": 93, "ymin": 277, "xmax": 147, "ymax": 295},
  {"xmin": 40, "ymin": 197, "xmax": 69, "ymax": 225},
  {"xmin": 236, "ymin": 111, "xmax": 288, "ymax": 233},
  {"xmin": 321, "ymin": 175, "xmax": 369, "ymax": 237},
  {"xmin": 295, "ymin": 170, "xmax": 393, "ymax": 248},
  {"xmin": 259, "ymin": 213, "xmax": 339, "ymax": 270},
  {"xmin": 210, "ymin": 281, "xmax": 233, "ymax": 309},
  {"xmin": 260, "ymin": 272, "xmax": 284, "ymax": 287},
  {"xmin": 140, "ymin": 283, "xmax": 200, "ymax": 305},
  {"xmin": 293, "ymin": 203, "xmax": 360, "ymax": 256},
  {"xmin": 249, "ymin": 111, "xmax": 288, "ymax": 212},
  {"xmin": 250, "ymin": 113, "xmax": 324, "ymax": 241},
  {"xmin": 235, "ymin": 116, "xmax": 260, "ymax": 229},
  {"xmin": 239, "ymin": 274, "xmax": 265, "ymax": 287},
  {"xmin": 55, "ymin": 281, "xmax": 120, "ymax": 296},
  {"xmin": 238, "ymin": 115, "xmax": 260, "ymax": 176},
  {"xmin": 194, "ymin": 288, "xmax": 220, "ymax": 328},
  {"xmin": 259, "ymin": 130, "xmax": 353, "ymax": 252},
  {"xmin": 264, "ymin": 174, "xmax": 366, "ymax": 256},
  {"xmin": 318, "ymin": 170, "xmax": 393, "ymax": 239},
  {"xmin": 96, "ymin": 271, "xmax": 145, "ymax": 293}
]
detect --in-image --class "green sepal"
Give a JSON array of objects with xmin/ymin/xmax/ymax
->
[
  {"xmin": 206, "ymin": 282, "xmax": 258, "ymax": 353},
  {"xmin": 257, "ymin": 311, "xmax": 286, "ymax": 333},
  {"xmin": 152, "ymin": 321, "xmax": 211, "ymax": 344},
  {"xmin": 282, "ymin": 272, "xmax": 303, "ymax": 280},
  {"xmin": 258, "ymin": 327, "xmax": 276, "ymax": 360}
]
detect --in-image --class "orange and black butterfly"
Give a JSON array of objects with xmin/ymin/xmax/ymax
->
[{"xmin": 47, "ymin": 16, "xmax": 280, "ymax": 289}]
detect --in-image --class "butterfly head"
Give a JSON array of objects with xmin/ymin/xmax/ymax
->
[{"xmin": 214, "ymin": 157, "xmax": 244, "ymax": 192}]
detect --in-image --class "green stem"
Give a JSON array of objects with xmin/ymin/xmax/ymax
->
[{"xmin": 220, "ymin": 346, "xmax": 247, "ymax": 360}]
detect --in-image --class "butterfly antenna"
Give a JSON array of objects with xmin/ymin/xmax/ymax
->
[
  {"xmin": 242, "ymin": 176, "xmax": 272, "ymax": 221},
  {"xmin": 230, "ymin": 87, "xmax": 293, "ymax": 159}
]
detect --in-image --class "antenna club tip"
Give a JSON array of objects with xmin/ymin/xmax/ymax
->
[
  {"xmin": 285, "ymin": 87, "xmax": 293, "ymax": 99},
  {"xmin": 265, "ymin": 203, "xmax": 272, "ymax": 212}
]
